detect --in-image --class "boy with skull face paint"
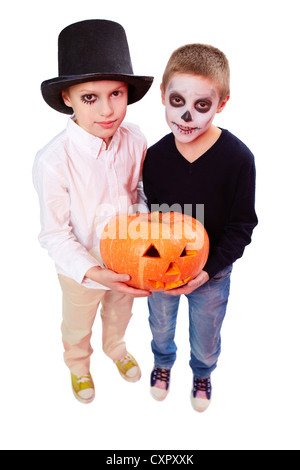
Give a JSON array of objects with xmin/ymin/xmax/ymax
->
[{"xmin": 143, "ymin": 44, "xmax": 258, "ymax": 412}]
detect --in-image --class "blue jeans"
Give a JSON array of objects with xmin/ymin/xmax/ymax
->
[{"xmin": 148, "ymin": 265, "xmax": 232, "ymax": 379}]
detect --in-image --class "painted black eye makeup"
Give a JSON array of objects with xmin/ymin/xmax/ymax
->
[
  {"xmin": 169, "ymin": 93, "xmax": 185, "ymax": 107},
  {"xmin": 194, "ymin": 99, "xmax": 212, "ymax": 113},
  {"xmin": 81, "ymin": 94, "xmax": 97, "ymax": 105}
]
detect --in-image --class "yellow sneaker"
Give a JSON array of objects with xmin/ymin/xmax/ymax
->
[
  {"xmin": 71, "ymin": 372, "xmax": 95, "ymax": 404},
  {"xmin": 115, "ymin": 353, "xmax": 141, "ymax": 383}
]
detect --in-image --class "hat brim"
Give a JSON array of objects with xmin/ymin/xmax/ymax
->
[{"xmin": 41, "ymin": 73, "xmax": 154, "ymax": 114}]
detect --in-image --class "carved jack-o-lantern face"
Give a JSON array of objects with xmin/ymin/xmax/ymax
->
[{"xmin": 100, "ymin": 212, "xmax": 209, "ymax": 291}]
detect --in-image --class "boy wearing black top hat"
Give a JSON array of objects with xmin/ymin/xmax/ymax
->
[{"xmin": 33, "ymin": 20, "xmax": 153, "ymax": 404}]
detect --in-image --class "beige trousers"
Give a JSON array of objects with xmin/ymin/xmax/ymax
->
[{"xmin": 58, "ymin": 275, "xmax": 134, "ymax": 376}]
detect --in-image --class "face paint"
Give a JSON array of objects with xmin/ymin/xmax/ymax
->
[
  {"xmin": 181, "ymin": 110, "xmax": 192, "ymax": 122},
  {"xmin": 164, "ymin": 74, "xmax": 221, "ymax": 143}
]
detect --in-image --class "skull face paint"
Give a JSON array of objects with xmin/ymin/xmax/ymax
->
[
  {"xmin": 163, "ymin": 74, "xmax": 222, "ymax": 144},
  {"xmin": 181, "ymin": 110, "xmax": 192, "ymax": 122}
]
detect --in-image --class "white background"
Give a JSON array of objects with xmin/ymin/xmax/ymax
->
[{"xmin": 0, "ymin": 0, "xmax": 299, "ymax": 450}]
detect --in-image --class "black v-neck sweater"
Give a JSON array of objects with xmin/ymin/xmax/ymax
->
[{"xmin": 143, "ymin": 129, "xmax": 258, "ymax": 278}]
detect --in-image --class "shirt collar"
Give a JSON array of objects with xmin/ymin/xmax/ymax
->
[{"xmin": 66, "ymin": 115, "xmax": 120, "ymax": 159}]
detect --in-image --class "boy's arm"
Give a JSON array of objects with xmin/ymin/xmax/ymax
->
[
  {"xmin": 204, "ymin": 157, "xmax": 258, "ymax": 279},
  {"xmin": 142, "ymin": 156, "xmax": 157, "ymax": 211},
  {"xmin": 33, "ymin": 159, "xmax": 151, "ymax": 296},
  {"xmin": 166, "ymin": 156, "xmax": 258, "ymax": 295},
  {"xmin": 33, "ymin": 159, "xmax": 100, "ymax": 284}
]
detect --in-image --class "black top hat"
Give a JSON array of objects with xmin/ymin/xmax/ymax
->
[{"xmin": 41, "ymin": 20, "xmax": 154, "ymax": 114}]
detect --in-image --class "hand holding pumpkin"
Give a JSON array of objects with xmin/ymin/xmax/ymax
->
[
  {"xmin": 85, "ymin": 266, "xmax": 152, "ymax": 297},
  {"xmin": 164, "ymin": 269, "xmax": 209, "ymax": 296},
  {"xmin": 100, "ymin": 212, "xmax": 209, "ymax": 292}
]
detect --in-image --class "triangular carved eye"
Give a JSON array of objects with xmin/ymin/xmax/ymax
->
[
  {"xmin": 143, "ymin": 244, "xmax": 161, "ymax": 258},
  {"xmin": 180, "ymin": 247, "xmax": 197, "ymax": 257}
]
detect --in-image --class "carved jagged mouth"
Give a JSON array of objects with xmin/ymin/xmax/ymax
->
[
  {"xmin": 142, "ymin": 245, "xmax": 197, "ymax": 289},
  {"xmin": 148, "ymin": 276, "xmax": 192, "ymax": 290}
]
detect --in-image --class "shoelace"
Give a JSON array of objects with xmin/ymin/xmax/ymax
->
[
  {"xmin": 119, "ymin": 354, "xmax": 132, "ymax": 366},
  {"xmin": 193, "ymin": 377, "xmax": 211, "ymax": 393},
  {"xmin": 76, "ymin": 375, "xmax": 91, "ymax": 384},
  {"xmin": 154, "ymin": 368, "xmax": 170, "ymax": 383}
]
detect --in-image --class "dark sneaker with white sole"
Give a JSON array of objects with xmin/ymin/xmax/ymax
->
[
  {"xmin": 150, "ymin": 367, "xmax": 171, "ymax": 401},
  {"xmin": 191, "ymin": 376, "xmax": 212, "ymax": 412}
]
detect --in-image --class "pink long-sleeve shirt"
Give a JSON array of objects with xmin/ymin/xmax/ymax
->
[{"xmin": 33, "ymin": 116, "xmax": 148, "ymax": 289}]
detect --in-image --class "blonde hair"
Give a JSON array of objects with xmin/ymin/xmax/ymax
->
[{"xmin": 162, "ymin": 44, "xmax": 230, "ymax": 102}]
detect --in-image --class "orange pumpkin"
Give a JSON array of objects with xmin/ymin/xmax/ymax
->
[{"xmin": 100, "ymin": 212, "xmax": 209, "ymax": 291}]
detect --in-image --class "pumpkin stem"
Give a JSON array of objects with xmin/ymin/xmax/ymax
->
[{"xmin": 151, "ymin": 211, "xmax": 162, "ymax": 223}]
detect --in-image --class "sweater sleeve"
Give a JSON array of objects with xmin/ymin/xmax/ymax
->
[
  {"xmin": 143, "ymin": 149, "xmax": 159, "ymax": 210},
  {"xmin": 204, "ymin": 157, "xmax": 258, "ymax": 278}
]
